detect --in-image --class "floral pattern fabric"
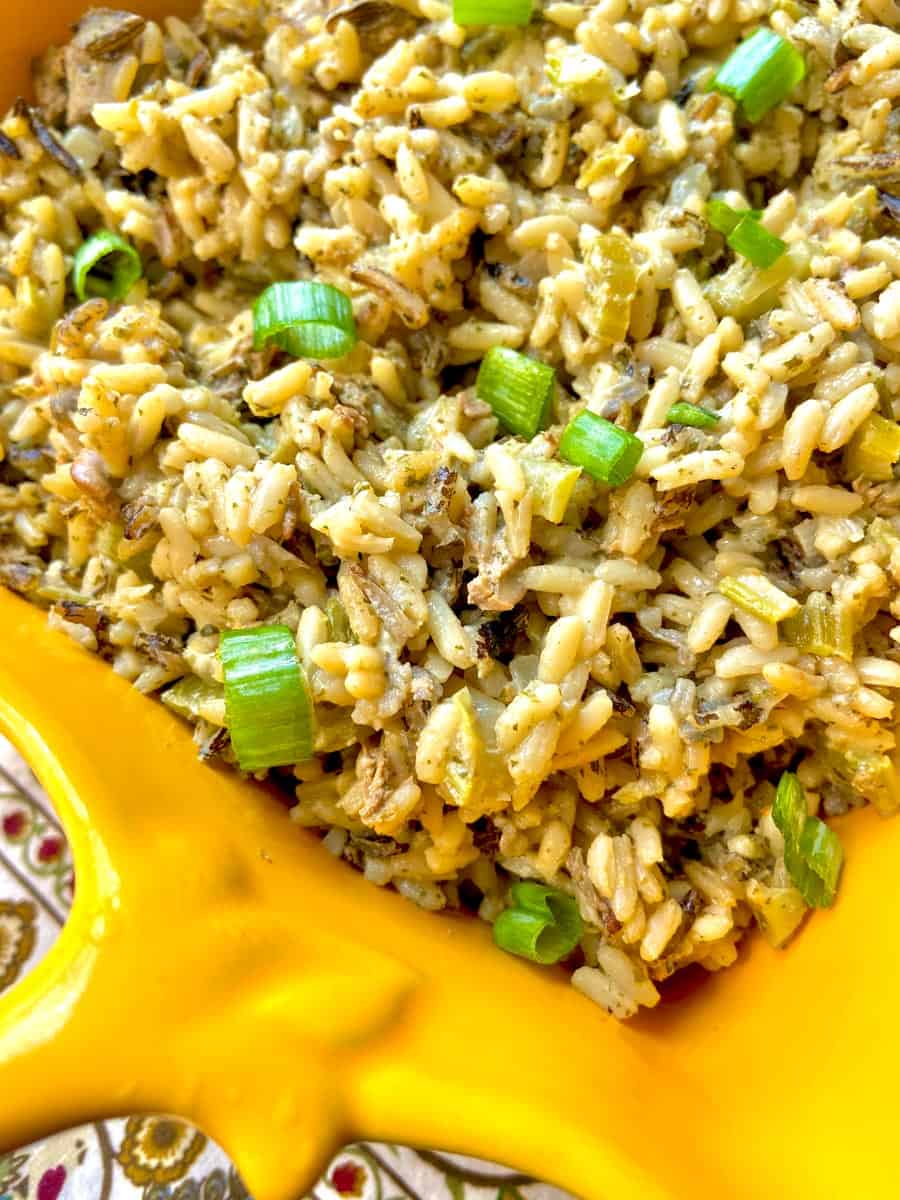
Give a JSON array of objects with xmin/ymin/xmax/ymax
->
[{"xmin": 0, "ymin": 737, "xmax": 573, "ymax": 1200}]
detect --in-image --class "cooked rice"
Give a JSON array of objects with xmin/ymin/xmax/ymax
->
[{"xmin": 3, "ymin": 0, "xmax": 900, "ymax": 1018}]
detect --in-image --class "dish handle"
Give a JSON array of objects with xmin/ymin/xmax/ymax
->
[
  {"xmin": 0, "ymin": 605, "xmax": 417, "ymax": 1200},
  {"xmin": 0, "ymin": 588, "xmax": 687, "ymax": 1200}
]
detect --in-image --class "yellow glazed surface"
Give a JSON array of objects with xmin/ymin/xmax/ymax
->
[{"xmin": 1, "ymin": 7, "xmax": 899, "ymax": 1195}]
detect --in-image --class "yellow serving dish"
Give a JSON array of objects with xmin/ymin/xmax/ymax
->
[{"xmin": 1, "ymin": 8, "xmax": 898, "ymax": 1196}]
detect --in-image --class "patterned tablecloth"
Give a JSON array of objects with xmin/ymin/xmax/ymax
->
[{"xmin": 0, "ymin": 736, "xmax": 573, "ymax": 1200}]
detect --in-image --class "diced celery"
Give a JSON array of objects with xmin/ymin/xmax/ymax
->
[
  {"xmin": 434, "ymin": 686, "xmax": 518, "ymax": 816},
  {"xmin": 455, "ymin": 688, "xmax": 513, "ymax": 819},
  {"xmin": 162, "ymin": 676, "xmax": 225, "ymax": 722},
  {"xmin": 577, "ymin": 146, "xmax": 635, "ymax": 192},
  {"xmin": 744, "ymin": 878, "xmax": 808, "ymax": 947},
  {"xmin": 783, "ymin": 592, "xmax": 854, "ymax": 659},
  {"xmin": 117, "ymin": 543, "xmax": 156, "ymax": 579},
  {"xmin": 772, "ymin": 0, "xmax": 805, "ymax": 19},
  {"xmin": 97, "ymin": 521, "xmax": 124, "ymax": 559},
  {"xmin": 705, "ymin": 240, "xmax": 810, "ymax": 321},
  {"xmin": 844, "ymin": 413, "xmax": 900, "ymax": 482},
  {"xmin": 520, "ymin": 458, "xmax": 582, "ymax": 523},
  {"xmin": 826, "ymin": 747, "xmax": 899, "ymax": 817},
  {"xmin": 440, "ymin": 688, "xmax": 486, "ymax": 808},
  {"xmin": 248, "ymin": 422, "xmax": 278, "ymax": 455},
  {"xmin": 719, "ymin": 572, "xmax": 800, "ymax": 623},
  {"xmin": 546, "ymin": 45, "xmax": 614, "ymax": 102},
  {"xmin": 845, "ymin": 185, "xmax": 879, "ymax": 235},
  {"xmin": 247, "ymin": 420, "xmax": 297, "ymax": 463},
  {"xmin": 582, "ymin": 232, "xmax": 639, "ymax": 345},
  {"xmin": 314, "ymin": 708, "xmax": 361, "ymax": 753},
  {"xmin": 326, "ymin": 596, "xmax": 353, "ymax": 643},
  {"xmin": 37, "ymin": 584, "xmax": 89, "ymax": 604}
]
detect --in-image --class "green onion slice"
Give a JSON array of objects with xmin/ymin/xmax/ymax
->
[
  {"xmin": 453, "ymin": 0, "xmax": 532, "ymax": 25},
  {"xmin": 326, "ymin": 596, "xmax": 354, "ymax": 643},
  {"xmin": 476, "ymin": 346, "xmax": 555, "ymax": 439},
  {"xmin": 707, "ymin": 200, "xmax": 786, "ymax": 267},
  {"xmin": 559, "ymin": 410, "xmax": 643, "ymax": 487},
  {"xmin": 220, "ymin": 624, "xmax": 315, "ymax": 772},
  {"xmin": 667, "ymin": 401, "xmax": 720, "ymax": 430},
  {"xmin": 709, "ymin": 28, "xmax": 807, "ymax": 123},
  {"xmin": 493, "ymin": 882, "xmax": 583, "ymax": 964},
  {"xmin": 773, "ymin": 771, "xmax": 843, "ymax": 908},
  {"xmin": 773, "ymin": 770, "xmax": 806, "ymax": 847},
  {"xmin": 253, "ymin": 281, "xmax": 357, "ymax": 360},
  {"xmin": 706, "ymin": 198, "xmax": 762, "ymax": 236},
  {"xmin": 727, "ymin": 216, "xmax": 786, "ymax": 268},
  {"xmin": 72, "ymin": 231, "xmax": 143, "ymax": 302}
]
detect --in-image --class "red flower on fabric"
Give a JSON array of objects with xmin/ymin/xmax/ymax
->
[
  {"xmin": 2, "ymin": 811, "xmax": 26, "ymax": 838},
  {"xmin": 37, "ymin": 1166, "xmax": 66, "ymax": 1200},
  {"xmin": 329, "ymin": 1161, "xmax": 366, "ymax": 1196},
  {"xmin": 37, "ymin": 836, "xmax": 64, "ymax": 863}
]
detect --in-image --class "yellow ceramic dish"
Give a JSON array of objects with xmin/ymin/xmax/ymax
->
[{"xmin": 1, "ymin": 7, "xmax": 899, "ymax": 1196}]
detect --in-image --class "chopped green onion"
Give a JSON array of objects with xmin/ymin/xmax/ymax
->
[
  {"xmin": 773, "ymin": 772, "xmax": 843, "ymax": 908},
  {"xmin": 783, "ymin": 591, "xmax": 854, "ymax": 660},
  {"xmin": 72, "ymin": 230, "xmax": 143, "ymax": 302},
  {"xmin": 220, "ymin": 624, "xmax": 314, "ymax": 771},
  {"xmin": 453, "ymin": 0, "xmax": 531, "ymax": 23},
  {"xmin": 476, "ymin": 346, "xmax": 555, "ymax": 439},
  {"xmin": 706, "ymin": 198, "xmax": 762, "ymax": 235},
  {"xmin": 797, "ymin": 819, "xmax": 843, "ymax": 901},
  {"xmin": 727, "ymin": 216, "xmax": 786, "ymax": 268},
  {"xmin": 253, "ymin": 281, "xmax": 356, "ymax": 360},
  {"xmin": 667, "ymin": 401, "xmax": 720, "ymax": 430},
  {"xmin": 559, "ymin": 411, "xmax": 643, "ymax": 487},
  {"xmin": 710, "ymin": 28, "xmax": 811, "ymax": 123},
  {"xmin": 845, "ymin": 413, "xmax": 900, "ymax": 482},
  {"xmin": 519, "ymin": 458, "xmax": 582, "ymax": 523},
  {"xmin": 719, "ymin": 572, "xmax": 800, "ymax": 624},
  {"xmin": 706, "ymin": 200, "xmax": 785, "ymax": 267},
  {"xmin": 773, "ymin": 770, "xmax": 806, "ymax": 847},
  {"xmin": 493, "ymin": 882, "xmax": 583, "ymax": 964},
  {"xmin": 709, "ymin": 28, "xmax": 806, "ymax": 123}
]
